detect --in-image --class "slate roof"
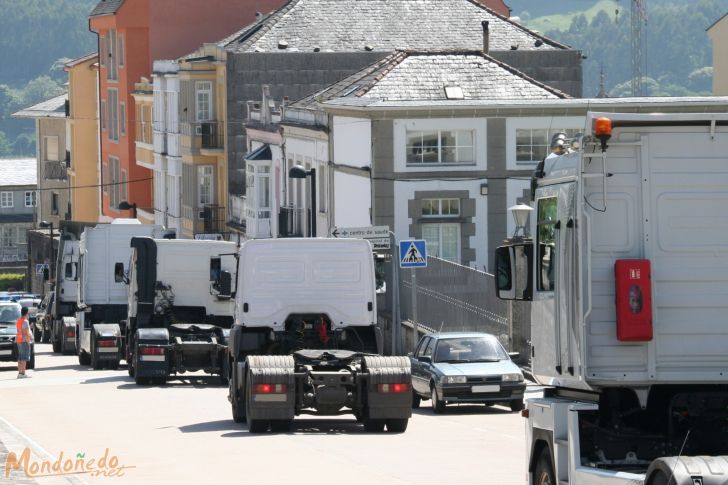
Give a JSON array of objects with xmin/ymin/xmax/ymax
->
[
  {"xmin": 0, "ymin": 158, "xmax": 38, "ymax": 187},
  {"xmin": 291, "ymin": 50, "xmax": 569, "ymax": 108},
  {"xmin": 226, "ymin": 0, "xmax": 568, "ymax": 53},
  {"xmin": 12, "ymin": 94, "xmax": 67, "ymax": 119},
  {"xmin": 89, "ymin": 0, "xmax": 124, "ymax": 17}
]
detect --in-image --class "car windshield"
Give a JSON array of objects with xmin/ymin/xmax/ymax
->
[
  {"xmin": 0, "ymin": 305, "xmax": 21, "ymax": 324},
  {"xmin": 434, "ymin": 337, "xmax": 509, "ymax": 363}
]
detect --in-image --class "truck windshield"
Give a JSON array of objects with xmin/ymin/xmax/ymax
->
[{"xmin": 435, "ymin": 337, "xmax": 509, "ymax": 363}]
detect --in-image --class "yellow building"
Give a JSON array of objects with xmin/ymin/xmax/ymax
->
[
  {"xmin": 177, "ymin": 45, "xmax": 229, "ymax": 239},
  {"xmin": 130, "ymin": 77, "xmax": 155, "ymax": 224},
  {"xmin": 708, "ymin": 12, "xmax": 728, "ymax": 95},
  {"xmin": 65, "ymin": 54, "xmax": 100, "ymax": 223}
]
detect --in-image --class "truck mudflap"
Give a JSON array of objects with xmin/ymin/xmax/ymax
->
[
  {"xmin": 91, "ymin": 323, "xmax": 121, "ymax": 369},
  {"xmin": 60, "ymin": 317, "xmax": 77, "ymax": 355},
  {"xmin": 363, "ymin": 356, "xmax": 413, "ymax": 420},
  {"xmin": 135, "ymin": 328, "xmax": 170, "ymax": 381},
  {"xmin": 245, "ymin": 355, "xmax": 296, "ymax": 421},
  {"xmin": 646, "ymin": 456, "xmax": 728, "ymax": 485}
]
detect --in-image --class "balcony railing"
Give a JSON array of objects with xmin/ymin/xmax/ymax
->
[
  {"xmin": 202, "ymin": 204, "xmax": 226, "ymax": 234},
  {"xmin": 44, "ymin": 161, "xmax": 68, "ymax": 181},
  {"xmin": 135, "ymin": 121, "xmax": 153, "ymax": 145},
  {"xmin": 181, "ymin": 121, "xmax": 224, "ymax": 150},
  {"xmin": 278, "ymin": 206, "xmax": 306, "ymax": 238}
]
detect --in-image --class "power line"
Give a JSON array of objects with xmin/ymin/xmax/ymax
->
[{"xmin": 0, "ymin": 176, "xmax": 153, "ymax": 194}]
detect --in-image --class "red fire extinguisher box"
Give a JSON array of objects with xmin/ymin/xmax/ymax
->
[{"xmin": 614, "ymin": 259, "xmax": 653, "ymax": 342}]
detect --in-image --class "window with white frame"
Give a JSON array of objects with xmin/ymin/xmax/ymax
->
[
  {"xmin": 118, "ymin": 33, "xmax": 124, "ymax": 68},
  {"xmin": 257, "ymin": 165, "xmax": 271, "ymax": 219},
  {"xmin": 198, "ymin": 165, "xmax": 213, "ymax": 207},
  {"xmin": 109, "ymin": 157, "xmax": 120, "ymax": 208},
  {"xmin": 24, "ymin": 191, "xmax": 36, "ymax": 207},
  {"xmin": 406, "ymin": 129, "xmax": 474, "ymax": 164},
  {"xmin": 120, "ymin": 102, "xmax": 126, "ymax": 136},
  {"xmin": 516, "ymin": 128, "xmax": 580, "ymax": 163},
  {"xmin": 121, "ymin": 169, "xmax": 128, "ymax": 203},
  {"xmin": 1, "ymin": 227, "xmax": 13, "ymax": 247},
  {"xmin": 422, "ymin": 223, "xmax": 460, "ymax": 263},
  {"xmin": 103, "ymin": 161, "xmax": 108, "ymax": 194},
  {"xmin": 107, "ymin": 29, "xmax": 117, "ymax": 81},
  {"xmin": 318, "ymin": 164, "xmax": 326, "ymax": 213},
  {"xmin": 0, "ymin": 192, "xmax": 12, "ymax": 208},
  {"xmin": 108, "ymin": 89, "xmax": 119, "ymax": 141},
  {"xmin": 422, "ymin": 198, "xmax": 460, "ymax": 217},
  {"xmin": 100, "ymin": 100, "xmax": 106, "ymax": 131},
  {"xmin": 99, "ymin": 36, "xmax": 106, "ymax": 67},
  {"xmin": 195, "ymin": 82, "xmax": 212, "ymax": 122},
  {"xmin": 44, "ymin": 136, "xmax": 59, "ymax": 161}
]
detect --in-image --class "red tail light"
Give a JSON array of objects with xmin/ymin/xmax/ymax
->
[
  {"xmin": 140, "ymin": 346, "xmax": 164, "ymax": 355},
  {"xmin": 254, "ymin": 384, "xmax": 287, "ymax": 394},
  {"xmin": 65, "ymin": 330, "xmax": 75, "ymax": 337},
  {"xmin": 377, "ymin": 383, "xmax": 411, "ymax": 393},
  {"xmin": 97, "ymin": 340, "xmax": 116, "ymax": 347}
]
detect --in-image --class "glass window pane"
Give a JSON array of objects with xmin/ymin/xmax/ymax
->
[
  {"xmin": 406, "ymin": 131, "xmax": 422, "ymax": 163},
  {"xmin": 532, "ymin": 129, "xmax": 548, "ymax": 145},
  {"xmin": 516, "ymin": 129, "xmax": 531, "ymax": 145},
  {"xmin": 422, "ymin": 199, "xmax": 434, "ymax": 216},
  {"xmin": 533, "ymin": 145, "xmax": 548, "ymax": 161},
  {"xmin": 421, "ymin": 224, "xmax": 440, "ymax": 257},
  {"xmin": 457, "ymin": 130, "xmax": 473, "ymax": 147},
  {"xmin": 440, "ymin": 131, "xmax": 457, "ymax": 147},
  {"xmin": 441, "ymin": 224, "xmax": 459, "ymax": 262},
  {"xmin": 457, "ymin": 146, "xmax": 473, "ymax": 162},
  {"xmin": 421, "ymin": 131, "xmax": 438, "ymax": 163}
]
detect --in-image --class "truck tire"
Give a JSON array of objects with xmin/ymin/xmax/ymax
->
[
  {"xmin": 219, "ymin": 357, "xmax": 230, "ymax": 386},
  {"xmin": 412, "ymin": 393, "xmax": 421, "ymax": 409},
  {"xmin": 510, "ymin": 399, "xmax": 524, "ymax": 412},
  {"xmin": 245, "ymin": 374, "xmax": 268, "ymax": 433},
  {"xmin": 230, "ymin": 360, "xmax": 246, "ymax": 423},
  {"xmin": 386, "ymin": 418, "xmax": 408, "ymax": 433},
  {"xmin": 647, "ymin": 471, "xmax": 669, "ymax": 485},
  {"xmin": 430, "ymin": 385, "xmax": 446, "ymax": 414},
  {"xmin": 534, "ymin": 448, "xmax": 555, "ymax": 485},
  {"xmin": 78, "ymin": 350, "xmax": 90, "ymax": 366},
  {"xmin": 52, "ymin": 333, "xmax": 61, "ymax": 353},
  {"xmin": 90, "ymin": 341, "xmax": 102, "ymax": 370},
  {"xmin": 42, "ymin": 325, "xmax": 50, "ymax": 343},
  {"xmin": 33, "ymin": 326, "xmax": 42, "ymax": 343},
  {"xmin": 363, "ymin": 419, "xmax": 385, "ymax": 432}
]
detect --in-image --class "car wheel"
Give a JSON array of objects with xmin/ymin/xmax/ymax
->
[
  {"xmin": 386, "ymin": 419, "xmax": 408, "ymax": 433},
  {"xmin": 510, "ymin": 399, "xmax": 524, "ymax": 412},
  {"xmin": 363, "ymin": 419, "xmax": 385, "ymax": 432},
  {"xmin": 430, "ymin": 385, "xmax": 446, "ymax": 414},
  {"xmin": 534, "ymin": 448, "xmax": 555, "ymax": 485},
  {"xmin": 412, "ymin": 393, "xmax": 421, "ymax": 409}
]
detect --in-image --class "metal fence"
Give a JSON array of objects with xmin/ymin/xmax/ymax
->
[{"xmin": 397, "ymin": 256, "xmax": 531, "ymax": 360}]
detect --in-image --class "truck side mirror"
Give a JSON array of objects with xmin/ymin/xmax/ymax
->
[
  {"xmin": 213, "ymin": 271, "xmax": 232, "ymax": 300},
  {"xmin": 114, "ymin": 262, "xmax": 125, "ymax": 283},
  {"xmin": 495, "ymin": 244, "xmax": 533, "ymax": 301}
]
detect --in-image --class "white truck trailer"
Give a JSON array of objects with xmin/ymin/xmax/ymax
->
[
  {"xmin": 226, "ymin": 238, "xmax": 412, "ymax": 433},
  {"xmin": 76, "ymin": 220, "xmax": 170, "ymax": 369},
  {"xmin": 496, "ymin": 112, "xmax": 728, "ymax": 485},
  {"xmin": 124, "ymin": 237, "xmax": 237, "ymax": 385}
]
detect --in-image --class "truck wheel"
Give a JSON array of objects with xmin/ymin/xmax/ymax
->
[
  {"xmin": 219, "ymin": 358, "xmax": 230, "ymax": 386},
  {"xmin": 363, "ymin": 419, "xmax": 385, "ymax": 432},
  {"xmin": 91, "ymin": 346, "xmax": 101, "ymax": 370},
  {"xmin": 647, "ymin": 470, "xmax": 669, "ymax": 485},
  {"xmin": 245, "ymin": 373, "xmax": 268, "ymax": 433},
  {"xmin": 430, "ymin": 385, "xmax": 446, "ymax": 414},
  {"xmin": 230, "ymin": 363, "xmax": 246, "ymax": 423},
  {"xmin": 412, "ymin": 393, "xmax": 421, "ymax": 409},
  {"xmin": 510, "ymin": 399, "xmax": 524, "ymax": 412},
  {"xmin": 52, "ymin": 334, "xmax": 61, "ymax": 353},
  {"xmin": 127, "ymin": 358, "xmax": 135, "ymax": 377},
  {"xmin": 33, "ymin": 326, "xmax": 42, "ymax": 343},
  {"xmin": 108, "ymin": 361, "xmax": 119, "ymax": 371},
  {"xmin": 534, "ymin": 448, "xmax": 555, "ymax": 485},
  {"xmin": 78, "ymin": 350, "xmax": 90, "ymax": 366},
  {"xmin": 386, "ymin": 419, "xmax": 408, "ymax": 433},
  {"xmin": 42, "ymin": 326, "xmax": 50, "ymax": 343},
  {"xmin": 270, "ymin": 420, "xmax": 293, "ymax": 433}
]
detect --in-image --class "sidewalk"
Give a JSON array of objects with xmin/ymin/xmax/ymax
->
[{"xmin": 0, "ymin": 416, "xmax": 86, "ymax": 485}]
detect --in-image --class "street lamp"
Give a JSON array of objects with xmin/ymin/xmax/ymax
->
[
  {"xmin": 508, "ymin": 204, "xmax": 533, "ymax": 238},
  {"xmin": 288, "ymin": 165, "xmax": 316, "ymax": 237},
  {"xmin": 118, "ymin": 200, "xmax": 138, "ymax": 219},
  {"xmin": 39, "ymin": 221, "xmax": 54, "ymax": 281}
]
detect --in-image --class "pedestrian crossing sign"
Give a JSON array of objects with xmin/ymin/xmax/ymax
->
[{"xmin": 399, "ymin": 239, "xmax": 427, "ymax": 269}]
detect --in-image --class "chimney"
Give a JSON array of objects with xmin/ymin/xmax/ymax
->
[
  {"xmin": 482, "ymin": 21, "xmax": 489, "ymax": 55},
  {"xmin": 261, "ymin": 85, "xmax": 271, "ymax": 124}
]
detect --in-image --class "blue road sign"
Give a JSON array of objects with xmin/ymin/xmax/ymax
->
[{"xmin": 399, "ymin": 239, "xmax": 427, "ymax": 268}]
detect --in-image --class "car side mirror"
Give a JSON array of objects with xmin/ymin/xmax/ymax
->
[
  {"xmin": 418, "ymin": 356, "xmax": 431, "ymax": 364},
  {"xmin": 508, "ymin": 352, "xmax": 520, "ymax": 360},
  {"xmin": 407, "ymin": 352, "xmax": 413, "ymax": 358}
]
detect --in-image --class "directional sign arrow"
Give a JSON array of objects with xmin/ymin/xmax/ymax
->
[{"xmin": 332, "ymin": 229, "xmax": 340, "ymax": 237}]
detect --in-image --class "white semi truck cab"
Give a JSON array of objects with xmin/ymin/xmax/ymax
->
[
  {"xmin": 496, "ymin": 112, "xmax": 728, "ymax": 485},
  {"xmin": 226, "ymin": 238, "xmax": 412, "ymax": 433}
]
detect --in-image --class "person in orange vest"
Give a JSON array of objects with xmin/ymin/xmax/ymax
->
[{"xmin": 16, "ymin": 306, "xmax": 33, "ymax": 378}]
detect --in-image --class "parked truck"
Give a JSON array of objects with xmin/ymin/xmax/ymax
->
[
  {"xmin": 50, "ymin": 230, "xmax": 82, "ymax": 354},
  {"xmin": 76, "ymin": 220, "xmax": 170, "ymax": 369},
  {"xmin": 496, "ymin": 112, "xmax": 728, "ymax": 484},
  {"xmin": 225, "ymin": 238, "xmax": 411, "ymax": 433},
  {"xmin": 124, "ymin": 237, "xmax": 237, "ymax": 385}
]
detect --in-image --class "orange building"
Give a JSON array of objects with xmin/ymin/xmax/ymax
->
[{"xmin": 88, "ymin": 0, "xmax": 285, "ymax": 220}]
